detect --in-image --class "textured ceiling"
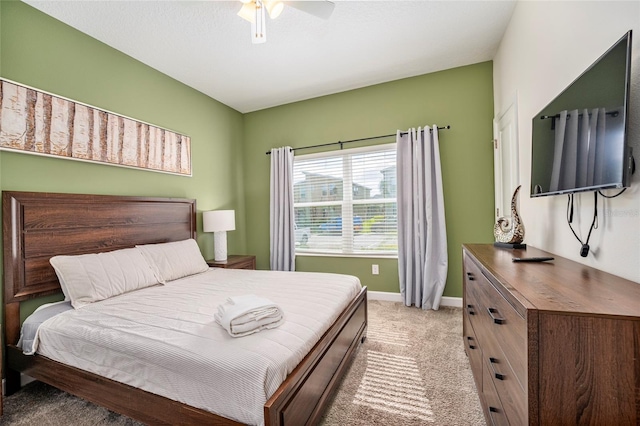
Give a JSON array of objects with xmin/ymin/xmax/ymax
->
[{"xmin": 24, "ymin": 1, "xmax": 517, "ymax": 113}]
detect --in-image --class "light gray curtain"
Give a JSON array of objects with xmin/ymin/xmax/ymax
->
[
  {"xmin": 576, "ymin": 109, "xmax": 590, "ymax": 188},
  {"xmin": 593, "ymin": 108, "xmax": 608, "ymax": 185},
  {"xmin": 397, "ymin": 126, "xmax": 448, "ymax": 310},
  {"xmin": 551, "ymin": 108, "xmax": 608, "ymax": 192},
  {"xmin": 549, "ymin": 110, "xmax": 568, "ymax": 192},
  {"xmin": 586, "ymin": 108, "xmax": 602, "ymax": 186},
  {"xmin": 269, "ymin": 147, "xmax": 295, "ymax": 271},
  {"xmin": 562, "ymin": 109, "xmax": 579, "ymax": 190}
]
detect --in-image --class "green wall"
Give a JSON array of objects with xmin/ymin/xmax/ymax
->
[
  {"xmin": 242, "ymin": 63, "xmax": 496, "ymax": 297},
  {"xmin": 0, "ymin": 1, "xmax": 246, "ymax": 314}
]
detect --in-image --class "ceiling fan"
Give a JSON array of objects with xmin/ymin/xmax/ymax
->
[{"xmin": 237, "ymin": 0, "xmax": 335, "ymax": 44}]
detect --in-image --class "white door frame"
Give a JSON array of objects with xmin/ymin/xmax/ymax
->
[{"xmin": 493, "ymin": 96, "xmax": 520, "ymax": 219}]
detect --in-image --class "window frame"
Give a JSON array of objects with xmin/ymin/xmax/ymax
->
[{"xmin": 293, "ymin": 143, "xmax": 398, "ymax": 259}]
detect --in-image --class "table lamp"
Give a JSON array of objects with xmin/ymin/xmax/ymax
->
[{"xmin": 203, "ymin": 210, "xmax": 236, "ymax": 261}]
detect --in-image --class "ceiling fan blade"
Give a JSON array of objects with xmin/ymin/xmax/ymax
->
[{"xmin": 285, "ymin": 1, "xmax": 335, "ymax": 20}]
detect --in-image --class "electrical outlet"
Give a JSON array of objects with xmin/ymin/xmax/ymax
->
[{"xmin": 372, "ymin": 264, "xmax": 379, "ymax": 275}]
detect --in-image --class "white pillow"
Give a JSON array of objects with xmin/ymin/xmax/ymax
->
[
  {"xmin": 136, "ymin": 239, "xmax": 209, "ymax": 283},
  {"xmin": 50, "ymin": 248, "xmax": 161, "ymax": 309}
]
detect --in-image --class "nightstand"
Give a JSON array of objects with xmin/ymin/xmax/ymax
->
[{"xmin": 206, "ymin": 255, "xmax": 256, "ymax": 270}]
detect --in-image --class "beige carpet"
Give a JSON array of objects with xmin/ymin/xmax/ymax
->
[
  {"xmin": 2, "ymin": 300, "xmax": 485, "ymax": 425},
  {"xmin": 319, "ymin": 300, "xmax": 485, "ymax": 426}
]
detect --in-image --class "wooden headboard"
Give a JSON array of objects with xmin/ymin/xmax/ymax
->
[{"xmin": 3, "ymin": 191, "xmax": 197, "ymax": 306}]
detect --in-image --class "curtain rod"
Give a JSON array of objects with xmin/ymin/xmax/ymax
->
[
  {"xmin": 265, "ymin": 125, "xmax": 451, "ymax": 155},
  {"xmin": 540, "ymin": 111, "xmax": 618, "ymax": 120}
]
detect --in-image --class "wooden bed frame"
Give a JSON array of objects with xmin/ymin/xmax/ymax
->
[{"xmin": 2, "ymin": 191, "xmax": 367, "ymax": 425}]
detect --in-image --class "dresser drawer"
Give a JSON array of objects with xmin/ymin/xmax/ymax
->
[
  {"xmin": 465, "ymin": 257, "xmax": 526, "ymax": 390},
  {"xmin": 482, "ymin": 340, "xmax": 527, "ymax": 425},
  {"xmin": 463, "ymin": 255, "xmax": 486, "ymax": 336},
  {"xmin": 463, "ymin": 313, "xmax": 483, "ymax": 390},
  {"xmin": 482, "ymin": 360, "xmax": 509, "ymax": 426}
]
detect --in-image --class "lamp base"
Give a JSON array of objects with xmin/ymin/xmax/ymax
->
[{"xmin": 214, "ymin": 231, "xmax": 228, "ymax": 262}]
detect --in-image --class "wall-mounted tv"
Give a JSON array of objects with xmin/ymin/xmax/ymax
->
[{"xmin": 530, "ymin": 31, "xmax": 633, "ymax": 197}]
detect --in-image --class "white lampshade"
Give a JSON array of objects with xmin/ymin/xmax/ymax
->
[
  {"xmin": 237, "ymin": 2, "xmax": 256, "ymax": 23},
  {"xmin": 265, "ymin": 0, "xmax": 284, "ymax": 19},
  {"xmin": 203, "ymin": 210, "xmax": 236, "ymax": 233}
]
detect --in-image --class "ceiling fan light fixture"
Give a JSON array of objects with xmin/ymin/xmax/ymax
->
[
  {"xmin": 237, "ymin": 2, "xmax": 256, "ymax": 23},
  {"xmin": 265, "ymin": 1, "xmax": 284, "ymax": 19},
  {"xmin": 251, "ymin": 0, "xmax": 267, "ymax": 44}
]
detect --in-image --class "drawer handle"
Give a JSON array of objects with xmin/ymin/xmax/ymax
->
[
  {"xmin": 487, "ymin": 307, "xmax": 505, "ymax": 325},
  {"xmin": 466, "ymin": 272, "xmax": 476, "ymax": 281},
  {"xmin": 488, "ymin": 406, "xmax": 501, "ymax": 423},
  {"xmin": 466, "ymin": 336, "xmax": 476, "ymax": 349},
  {"xmin": 466, "ymin": 304, "xmax": 476, "ymax": 315},
  {"xmin": 489, "ymin": 357, "xmax": 506, "ymax": 380}
]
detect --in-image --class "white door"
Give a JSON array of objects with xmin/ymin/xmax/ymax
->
[{"xmin": 493, "ymin": 99, "xmax": 519, "ymax": 219}]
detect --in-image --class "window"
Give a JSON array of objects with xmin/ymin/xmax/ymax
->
[{"xmin": 293, "ymin": 144, "xmax": 397, "ymax": 256}]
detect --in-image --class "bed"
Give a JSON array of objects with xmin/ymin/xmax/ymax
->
[{"xmin": 2, "ymin": 191, "xmax": 368, "ymax": 425}]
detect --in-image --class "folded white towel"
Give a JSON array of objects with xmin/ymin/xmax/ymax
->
[{"xmin": 215, "ymin": 294, "xmax": 284, "ymax": 337}]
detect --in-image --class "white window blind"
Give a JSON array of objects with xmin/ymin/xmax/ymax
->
[{"xmin": 293, "ymin": 144, "xmax": 397, "ymax": 256}]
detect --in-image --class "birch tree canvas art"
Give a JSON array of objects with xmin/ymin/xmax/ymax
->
[{"xmin": 0, "ymin": 79, "xmax": 191, "ymax": 176}]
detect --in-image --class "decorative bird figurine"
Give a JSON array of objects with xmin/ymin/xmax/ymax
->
[{"xmin": 494, "ymin": 185, "xmax": 525, "ymax": 244}]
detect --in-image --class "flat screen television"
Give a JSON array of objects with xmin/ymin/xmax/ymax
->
[{"xmin": 530, "ymin": 31, "xmax": 633, "ymax": 197}]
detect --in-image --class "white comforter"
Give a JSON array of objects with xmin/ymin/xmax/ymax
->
[{"xmin": 33, "ymin": 268, "xmax": 362, "ymax": 425}]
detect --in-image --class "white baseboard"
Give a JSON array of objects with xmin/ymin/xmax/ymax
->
[
  {"xmin": 440, "ymin": 296, "xmax": 463, "ymax": 308},
  {"xmin": 367, "ymin": 291, "xmax": 462, "ymax": 308},
  {"xmin": 367, "ymin": 290, "xmax": 403, "ymax": 302}
]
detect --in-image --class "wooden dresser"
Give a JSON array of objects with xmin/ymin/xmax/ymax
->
[{"xmin": 462, "ymin": 244, "xmax": 640, "ymax": 425}]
